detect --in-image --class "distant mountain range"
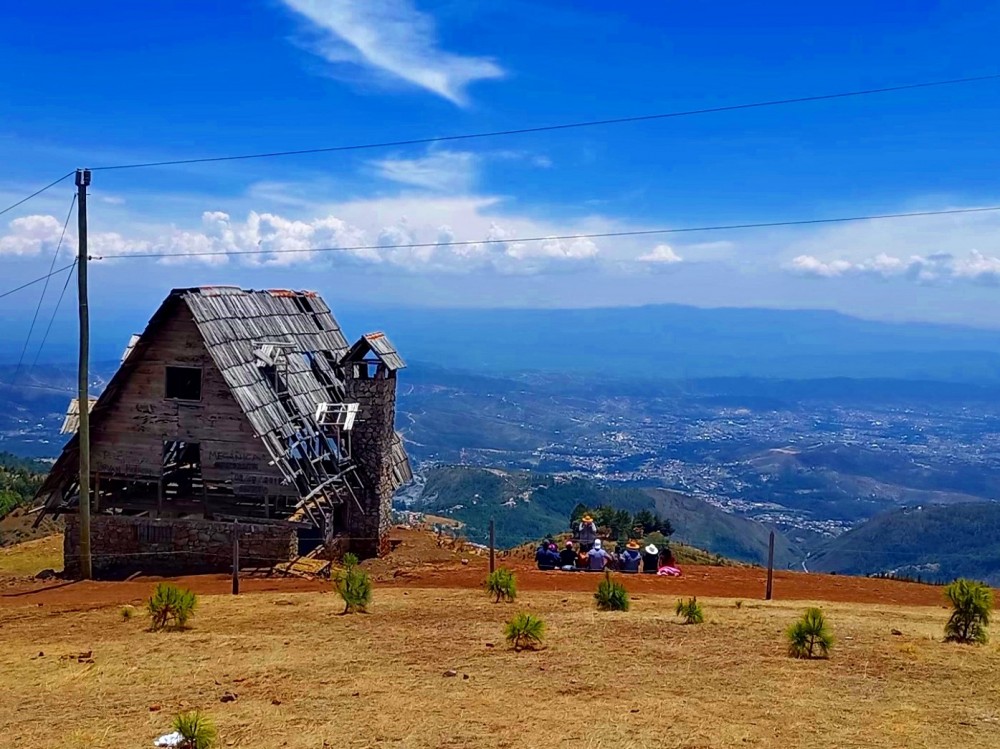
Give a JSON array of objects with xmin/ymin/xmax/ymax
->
[
  {"xmin": 349, "ymin": 304, "xmax": 1000, "ymax": 384},
  {"xmin": 10, "ymin": 302, "xmax": 1000, "ymax": 383}
]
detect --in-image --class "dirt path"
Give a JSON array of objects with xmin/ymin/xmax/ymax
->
[{"xmin": 0, "ymin": 560, "xmax": 946, "ymax": 612}]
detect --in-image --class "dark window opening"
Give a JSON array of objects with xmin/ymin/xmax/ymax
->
[
  {"xmin": 136, "ymin": 523, "xmax": 174, "ymax": 544},
  {"xmin": 162, "ymin": 440, "xmax": 202, "ymax": 499},
  {"xmin": 261, "ymin": 364, "xmax": 288, "ymax": 394},
  {"xmin": 165, "ymin": 366, "xmax": 202, "ymax": 401},
  {"xmin": 293, "ymin": 296, "xmax": 314, "ymax": 314}
]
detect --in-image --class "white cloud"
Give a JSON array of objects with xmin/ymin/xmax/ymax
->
[
  {"xmin": 786, "ymin": 250, "xmax": 1000, "ymax": 285},
  {"xmin": 787, "ymin": 255, "xmax": 856, "ymax": 278},
  {"xmin": 280, "ymin": 0, "xmax": 504, "ymax": 106},
  {"xmin": 637, "ymin": 243, "xmax": 683, "ymax": 265},
  {"xmin": 779, "ymin": 203, "xmax": 1000, "ymax": 284},
  {"xmin": 372, "ymin": 150, "xmax": 477, "ymax": 192},
  {"xmin": 3, "ymin": 196, "xmax": 609, "ymax": 275},
  {"xmin": 0, "ymin": 214, "xmax": 66, "ymax": 256},
  {"xmin": 952, "ymin": 250, "xmax": 1000, "ymax": 285}
]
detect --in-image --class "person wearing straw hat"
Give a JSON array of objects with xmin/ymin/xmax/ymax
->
[
  {"xmin": 642, "ymin": 543, "xmax": 660, "ymax": 574},
  {"xmin": 577, "ymin": 513, "xmax": 598, "ymax": 552},
  {"xmin": 619, "ymin": 539, "xmax": 642, "ymax": 573}
]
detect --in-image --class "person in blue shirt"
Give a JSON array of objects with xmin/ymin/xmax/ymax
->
[
  {"xmin": 587, "ymin": 539, "xmax": 614, "ymax": 571},
  {"xmin": 536, "ymin": 542, "xmax": 560, "ymax": 570},
  {"xmin": 619, "ymin": 540, "xmax": 642, "ymax": 573}
]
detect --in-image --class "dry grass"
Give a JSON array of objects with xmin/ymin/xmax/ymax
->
[
  {"xmin": 2, "ymin": 588, "xmax": 999, "ymax": 748},
  {"xmin": 0, "ymin": 534, "xmax": 62, "ymax": 577}
]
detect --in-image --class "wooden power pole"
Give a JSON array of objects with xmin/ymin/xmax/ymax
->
[
  {"xmin": 765, "ymin": 530, "xmax": 775, "ymax": 601},
  {"xmin": 76, "ymin": 168, "xmax": 92, "ymax": 580},
  {"xmin": 489, "ymin": 518, "xmax": 496, "ymax": 573}
]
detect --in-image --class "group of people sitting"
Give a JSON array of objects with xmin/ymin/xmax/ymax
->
[{"xmin": 534, "ymin": 515, "xmax": 682, "ymax": 576}]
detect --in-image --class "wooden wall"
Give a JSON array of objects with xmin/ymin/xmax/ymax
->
[{"xmin": 89, "ymin": 303, "xmax": 295, "ymax": 512}]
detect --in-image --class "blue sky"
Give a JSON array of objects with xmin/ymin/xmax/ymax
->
[{"xmin": 2, "ymin": 0, "xmax": 1000, "ymax": 346}]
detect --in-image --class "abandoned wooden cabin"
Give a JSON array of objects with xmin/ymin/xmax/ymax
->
[{"xmin": 34, "ymin": 286, "xmax": 412, "ymax": 578}]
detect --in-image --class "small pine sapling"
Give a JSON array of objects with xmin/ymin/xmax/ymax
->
[
  {"xmin": 674, "ymin": 597, "xmax": 704, "ymax": 624},
  {"xmin": 944, "ymin": 578, "xmax": 992, "ymax": 644},
  {"xmin": 334, "ymin": 553, "xmax": 372, "ymax": 614},
  {"xmin": 172, "ymin": 710, "xmax": 218, "ymax": 749},
  {"xmin": 504, "ymin": 612, "xmax": 546, "ymax": 651},
  {"xmin": 787, "ymin": 607, "xmax": 834, "ymax": 659},
  {"xmin": 484, "ymin": 567, "xmax": 517, "ymax": 603},
  {"xmin": 594, "ymin": 571, "xmax": 630, "ymax": 611},
  {"xmin": 147, "ymin": 583, "xmax": 197, "ymax": 631}
]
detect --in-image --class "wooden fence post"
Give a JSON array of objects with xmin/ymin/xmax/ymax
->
[
  {"xmin": 232, "ymin": 520, "xmax": 240, "ymax": 595},
  {"xmin": 489, "ymin": 518, "xmax": 496, "ymax": 574},
  {"xmin": 765, "ymin": 530, "xmax": 775, "ymax": 601}
]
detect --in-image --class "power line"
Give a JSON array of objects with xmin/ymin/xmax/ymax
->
[
  {"xmin": 0, "ymin": 171, "xmax": 75, "ymax": 218},
  {"xmin": 10, "ymin": 195, "xmax": 77, "ymax": 384},
  {"xmin": 0, "ymin": 263, "xmax": 78, "ymax": 301},
  {"xmin": 0, "ymin": 380, "xmax": 76, "ymax": 395},
  {"xmin": 89, "ymin": 73, "xmax": 1000, "ymax": 171},
  {"xmin": 89, "ymin": 204, "xmax": 1000, "ymax": 261},
  {"xmin": 29, "ymin": 259, "xmax": 77, "ymax": 372}
]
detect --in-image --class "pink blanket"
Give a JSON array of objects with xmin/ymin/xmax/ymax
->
[{"xmin": 657, "ymin": 566, "xmax": 682, "ymax": 576}]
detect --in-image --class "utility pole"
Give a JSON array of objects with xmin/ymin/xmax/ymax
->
[
  {"xmin": 76, "ymin": 168, "xmax": 92, "ymax": 580},
  {"xmin": 765, "ymin": 530, "xmax": 775, "ymax": 601},
  {"xmin": 489, "ymin": 518, "xmax": 496, "ymax": 573}
]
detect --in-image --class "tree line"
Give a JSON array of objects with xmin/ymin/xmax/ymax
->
[
  {"xmin": 570, "ymin": 503, "xmax": 674, "ymax": 542},
  {"xmin": 0, "ymin": 452, "xmax": 46, "ymax": 519}
]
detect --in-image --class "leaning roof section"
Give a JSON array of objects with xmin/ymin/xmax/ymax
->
[{"xmin": 343, "ymin": 331, "xmax": 407, "ymax": 371}]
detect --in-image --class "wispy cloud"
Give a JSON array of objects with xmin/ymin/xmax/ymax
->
[
  {"xmin": 372, "ymin": 150, "xmax": 477, "ymax": 192},
  {"xmin": 280, "ymin": 0, "xmax": 504, "ymax": 106}
]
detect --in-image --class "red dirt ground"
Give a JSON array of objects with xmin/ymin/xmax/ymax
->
[{"xmin": 0, "ymin": 528, "xmax": 947, "ymax": 611}]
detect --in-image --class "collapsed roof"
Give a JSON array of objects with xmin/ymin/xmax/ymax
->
[{"xmin": 36, "ymin": 286, "xmax": 412, "ymax": 526}]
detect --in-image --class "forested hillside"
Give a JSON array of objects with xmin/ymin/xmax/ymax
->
[
  {"xmin": 809, "ymin": 503, "xmax": 1000, "ymax": 583},
  {"xmin": 410, "ymin": 466, "xmax": 797, "ymax": 566},
  {"xmin": 0, "ymin": 452, "xmax": 45, "ymax": 519}
]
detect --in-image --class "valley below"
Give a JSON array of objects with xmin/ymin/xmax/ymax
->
[{"xmin": 4, "ymin": 359, "xmax": 1000, "ymax": 582}]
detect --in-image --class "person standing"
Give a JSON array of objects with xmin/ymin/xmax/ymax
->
[{"xmin": 577, "ymin": 514, "xmax": 598, "ymax": 552}]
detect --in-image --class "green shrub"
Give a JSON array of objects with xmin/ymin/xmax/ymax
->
[
  {"xmin": 484, "ymin": 567, "xmax": 517, "ymax": 603},
  {"xmin": 172, "ymin": 710, "xmax": 217, "ymax": 749},
  {"xmin": 787, "ymin": 607, "xmax": 833, "ymax": 659},
  {"xmin": 147, "ymin": 583, "xmax": 197, "ymax": 631},
  {"xmin": 120, "ymin": 605, "xmax": 135, "ymax": 622},
  {"xmin": 334, "ymin": 553, "xmax": 372, "ymax": 614},
  {"xmin": 504, "ymin": 612, "xmax": 545, "ymax": 651},
  {"xmin": 944, "ymin": 578, "xmax": 993, "ymax": 644},
  {"xmin": 674, "ymin": 597, "xmax": 704, "ymax": 625},
  {"xmin": 594, "ymin": 572, "xmax": 630, "ymax": 611}
]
